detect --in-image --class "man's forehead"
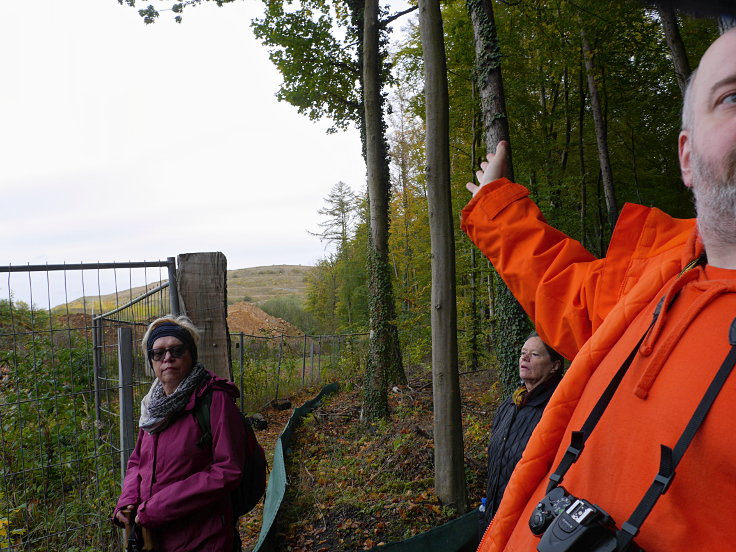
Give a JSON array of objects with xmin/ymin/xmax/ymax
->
[{"xmin": 696, "ymin": 30, "xmax": 736, "ymax": 99}]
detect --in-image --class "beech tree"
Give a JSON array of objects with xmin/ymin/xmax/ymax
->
[
  {"xmin": 417, "ymin": 0, "xmax": 468, "ymax": 513},
  {"xmin": 362, "ymin": 0, "xmax": 405, "ymax": 419},
  {"xmin": 580, "ymin": 20, "xmax": 618, "ymax": 228},
  {"xmin": 657, "ymin": 3, "xmax": 692, "ymax": 94}
]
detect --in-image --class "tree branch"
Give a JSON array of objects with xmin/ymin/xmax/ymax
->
[{"xmin": 380, "ymin": 6, "xmax": 418, "ymax": 28}]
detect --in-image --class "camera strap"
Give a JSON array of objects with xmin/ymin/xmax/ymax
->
[
  {"xmin": 545, "ymin": 293, "xmax": 736, "ymax": 551},
  {"xmin": 615, "ymin": 316, "xmax": 736, "ymax": 549},
  {"xmin": 546, "ymin": 297, "xmax": 666, "ymax": 494},
  {"xmin": 548, "ymin": 254, "xmax": 707, "ymax": 494}
]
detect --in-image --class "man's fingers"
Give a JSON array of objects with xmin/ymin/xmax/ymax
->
[{"xmin": 467, "ymin": 140, "xmax": 510, "ymax": 197}]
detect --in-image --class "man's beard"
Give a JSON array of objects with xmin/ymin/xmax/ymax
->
[{"xmin": 691, "ymin": 145, "xmax": 736, "ymax": 246}]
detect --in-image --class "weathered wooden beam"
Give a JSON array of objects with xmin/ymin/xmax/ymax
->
[{"xmin": 176, "ymin": 252, "xmax": 231, "ymax": 380}]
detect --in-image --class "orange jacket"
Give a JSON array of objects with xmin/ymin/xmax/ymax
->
[{"xmin": 461, "ymin": 179, "xmax": 736, "ymax": 551}]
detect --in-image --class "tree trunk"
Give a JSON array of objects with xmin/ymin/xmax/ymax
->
[
  {"xmin": 468, "ymin": 0, "xmax": 513, "ymax": 180},
  {"xmin": 561, "ymin": 64, "xmax": 571, "ymax": 173},
  {"xmin": 468, "ymin": 0, "xmax": 530, "ymax": 397},
  {"xmin": 578, "ymin": 48, "xmax": 588, "ymax": 249},
  {"xmin": 400, "ymin": 136, "xmax": 413, "ymax": 313},
  {"xmin": 580, "ymin": 22, "xmax": 618, "ymax": 228},
  {"xmin": 417, "ymin": 0, "xmax": 468, "ymax": 514},
  {"xmin": 469, "ymin": 82, "xmax": 481, "ymax": 372},
  {"xmin": 658, "ymin": 4, "xmax": 691, "ymax": 95},
  {"xmin": 362, "ymin": 0, "xmax": 406, "ymax": 421}
]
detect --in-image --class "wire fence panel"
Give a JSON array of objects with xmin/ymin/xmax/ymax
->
[
  {"xmin": 231, "ymin": 332, "xmax": 369, "ymax": 413},
  {"xmin": 0, "ymin": 262, "xmax": 174, "ymax": 552},
  {"xmin": 1, "ymin": 261, "xmax": 369, "ymax": 550}
]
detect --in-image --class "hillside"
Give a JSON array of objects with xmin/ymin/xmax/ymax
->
[
  {"xmin": 60, "ymin": 264, "xmax": 314, "ymax": 314},
  {"xmin": 227, "ymin": 265, "xmax": 313, "ymax": 305}
]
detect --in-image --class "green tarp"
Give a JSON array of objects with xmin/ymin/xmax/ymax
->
[
  {"xmin": 369, "ymin": 509, "xmax": 479, "ymax": 552},
  {"xmin": 252, "ymin": 382, "xmax": 339, "ymax": 552}
]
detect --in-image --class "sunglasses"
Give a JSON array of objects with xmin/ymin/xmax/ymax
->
[{"xmin": 148, "ymin": 345, "xmax": 188, "ymax": 362}]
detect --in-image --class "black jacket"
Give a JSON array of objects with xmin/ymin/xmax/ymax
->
[{"xmin": 481, "ymin": 374, "xmax": 562, "ymax": 530}]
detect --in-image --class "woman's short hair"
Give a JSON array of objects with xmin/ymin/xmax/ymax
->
[
  {"xmin": 141, "ymin": 314, "xmax": 201, "ymax": 375},
  {"xmin": 526, "ymin": 330, "xmax": 564, "ymax": 368}
]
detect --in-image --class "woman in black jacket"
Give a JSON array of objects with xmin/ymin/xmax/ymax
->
[{"xmin": 480, "ymin": 331, "xmax": 563, "ymax": 532}]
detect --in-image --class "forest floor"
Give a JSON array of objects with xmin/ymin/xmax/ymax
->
[{"xmin": 238, "ymin": 365, "xmax": 503, "ymax": 551}]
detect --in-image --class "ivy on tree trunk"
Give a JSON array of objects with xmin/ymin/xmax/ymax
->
[
  {"xmin": 468, "ymin": 0, "xmax": 531, "ymax": 397},
  {"xmin": 362, "ymin": 0, "xmax": 406, "ymax": 421}
]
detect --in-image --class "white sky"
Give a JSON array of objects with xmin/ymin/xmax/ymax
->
[
  {"xmin": 3, "ymin": 2, "xmax": 726, "ymax": 308},
  {"xmin": 1, "ymin": 0, "xmax": 371, "ymax": 305}
]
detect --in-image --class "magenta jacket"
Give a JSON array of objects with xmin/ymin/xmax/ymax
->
[{"xmin": 114, "ymin": 371, "xmax": 246, "ymax": 552}]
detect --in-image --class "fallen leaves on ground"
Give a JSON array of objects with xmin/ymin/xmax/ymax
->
[{"xmin": 239, "ymin": 368, "xmax": 500, "ymax": 551}]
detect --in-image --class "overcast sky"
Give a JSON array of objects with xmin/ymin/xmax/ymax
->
[{"xmin": 1, "ymin": 0, "xmax": 373, "ymax": 305}]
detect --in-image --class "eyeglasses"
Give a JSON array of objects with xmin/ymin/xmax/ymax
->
[{"xmin": 148, "ymin": 345, "xmax": 188, "ymax": 362}]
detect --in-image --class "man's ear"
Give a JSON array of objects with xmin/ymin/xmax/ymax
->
[{"xmin": 679, "ymin": 130, "xmax": 693, "ymax": 188}]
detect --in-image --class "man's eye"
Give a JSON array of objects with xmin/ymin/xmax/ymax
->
[{"xmin": 722, "ymin": 93, "xmax": 736, "ymax": 105}]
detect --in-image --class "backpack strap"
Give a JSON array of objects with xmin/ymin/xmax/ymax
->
[{"xmin": 193, "ymin": 389, "xmax": 213, "ymax": 448}]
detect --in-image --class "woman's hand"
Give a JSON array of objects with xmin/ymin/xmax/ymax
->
[
  {"xmin": 115, "ymin": 506, "xmax": 135, "ymax": 528},
  {"xmin": 466, "ymin": 140, "xmax": 509, "ymax": 197}
]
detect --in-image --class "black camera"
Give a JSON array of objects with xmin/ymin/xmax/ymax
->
[{"xmin": 529, "ymin": 486, "xmax": 639, "ymax": 552}]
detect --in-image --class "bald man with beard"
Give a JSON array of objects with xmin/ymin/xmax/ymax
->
[
  {"xmin": 462, "ymin": 29, "xmax": 736, "ymax": 552},
  {"xmin": 680, "ymin": 30, "xmax": 736, "ymax": 267}
]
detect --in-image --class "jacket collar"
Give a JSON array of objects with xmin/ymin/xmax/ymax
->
[{"xmin": 522, "ymin": 373, "xmax": 562, "ymax": 407}]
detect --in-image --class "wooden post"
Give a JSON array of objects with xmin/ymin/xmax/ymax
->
[{"xmin": 176, "ymin": 252, "xmax": 232, "ymax": 380}]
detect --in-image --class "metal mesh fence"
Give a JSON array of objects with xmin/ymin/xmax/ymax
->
[
  {"xmin": 0, "ymin": 262, "xmax": 174, "ymax": 552},
  {"xmin": 0, "ymin": 261, "xmax": 369, "ymax": 550},
  {"xmin": 231, "ymin": 333, "xmax": 369, "ymax": 413}
]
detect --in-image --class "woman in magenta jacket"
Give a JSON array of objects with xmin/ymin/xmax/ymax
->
[{"xmin": 113, "ymin": 315, "xmax": 246, "ymax": 552}]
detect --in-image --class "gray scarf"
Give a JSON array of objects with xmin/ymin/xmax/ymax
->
[{"xmin": 139, "ymin": 363, "xmax": 210, "ymax": 434}]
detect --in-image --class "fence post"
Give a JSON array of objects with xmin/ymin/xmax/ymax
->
[
  {"xmin": 92, "ymin": 314, "xmax": 103, "ymax": 442},
  {"xmin": 118, "ymin": 327, "xmax": 135, "ymax": 482},
  {"xmin": 318, "ymin": 336, "xmax": 323, "ymax": 382},
  {"xmin": 310, "ymin": 341, "xmax": 315, "ymax": 385},
  {"xmin": 274, "ymin": 334, "xmax": 284, "ymax": 402},
  {"xmin": 239, "ymin": 332, "xmax": 244, "ymax": 412},
  {"xmin": 302, "ymin": 335, "xmax": 308, "ymax": 386},
  {"xmin": 176, "ymin": 252, "xmax": 231, "ymax": 379},
  {"xmin": 167, "ymin": 256, "xmax": 181, "ymax": 316}
]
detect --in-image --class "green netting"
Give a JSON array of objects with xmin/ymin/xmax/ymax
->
[
  {"xmin": 252, "ymin": 382, "xmax": 339, "ymax": 552},
  {"xmin": 369, "ymin": 509, "xmax": 479, "ymax": 552},
  {"xmin": 250, "ymin": 382, "xmax": 479, "ymax": 552}
]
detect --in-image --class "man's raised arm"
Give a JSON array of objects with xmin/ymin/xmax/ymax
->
[{"xmin": 462, "ymin": 142, "xmax": 615, "ymax": 360}]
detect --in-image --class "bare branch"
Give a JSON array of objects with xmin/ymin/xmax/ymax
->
[{"xmin": 380, "ymin": 5, "xmax": 418, "ymax": 28}]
